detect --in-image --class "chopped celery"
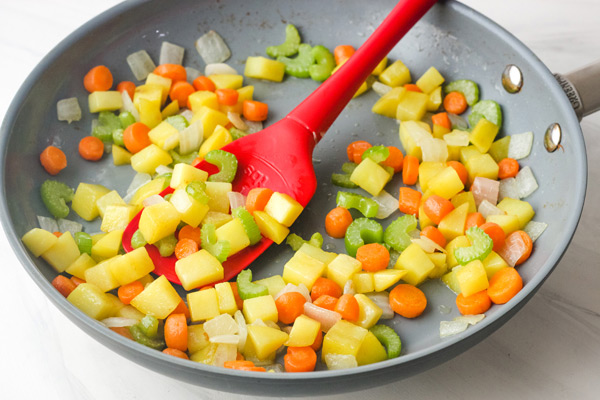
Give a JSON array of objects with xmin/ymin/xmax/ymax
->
[
  {"xmin": 139, "ymin": 314, "xmax": 160, "ymax": 338},
  {"xmin": 336, "ymin": 191, "xmax": 379, "ymax": 218},
  {"xmin": 169, "ymin": 150, "xmax": 197, "ymax": 165},
  {"xmin": 331, "ymin": 173, "xmax": 358, "ymax": 189},
  {"xmin": 341, "ymin": 162, "xmax": 358, "ymax": 175},
  {"xmin": 383, "ymin": 214, "xmax": 417, "ymax": 252},
  {"xmin": 92, "ymin": 124, "xmax": 113, "ymax": 142},
  {"xmin": 445, "ymin": 80, "xmax": 480, "ymax": 106},
  {"xmin": 155, "ymin": 173, "xmax": 172, "ymax": 189},
  {"xmin": 131, "ymin": 229, "xmax": 147, "ymax": 249},
  {"xmin": 201, "ymin": 223, "xmax": 230, "ymax": 262},
  {"xmin": 454, "ymin": 227, "xmax": 493, "ymax": 265},
  {"xmin": 468, "ymin": 100, "xmax": 502, "ymax": 128},
  {"xmin": 277, "ymin": 43, "xmax": 314, "ymax": 79},
  {"xmin": 40, "ymin": 180, "xmax": 74, "ymax": 219},
  {"xmin": 236, "ymin": 269, "xmax": 269, "ymax": 300},
  {"xmin": 205, "ymin": 149, "xmax": 238, "ymax": 183},
  {"xmin": 229, "ymin": 127, "xmax": 248, "ymax": 140},
  {"xmin": 74, "ymin": 231, "xmax": 92, "ymax": 255},
  {"xmin": 344, "ymin": 218, "xmax": 383, "ymax": 257},
  {"xmin": 186, "ymin": 181, "xmax": 209, "ymax": 204},
  {"xmin": 266, "ymin": 24, "xmax": 302, "ymax": 58},
  {"xmin": 361, "ymin": 145, "xmax": 390, "ymax": 163},
  {"xmin": 370, "ymin": 324, "xmax": 402, "ymax": 359},
  {"xmin": 118, "ymin": 111, "xmax": 136, "ymax": 129},
  {"xmin": 112, "ymin": 128, "xmax": 125, "ymax": 146},
  {"xmin": 99, "ymin": 111, "xmax": 121, "ymax": 131},
  {"xmin": 155, "ymin": 234, "xmax": 177, "ymax": 257},
  {"xmin": 129, "ymin": 324, "xmax": 165, "ymax": 350},
  {"xmin": 165, "ymin": 115, "xmax": 189, "ymax": 131},
  {"xmin": 285, "ymin": 232, "xmax": 324, "ymax": 251},
  {"xmin": 232, "ymin": 207, "xmax": 262, "ymax": 245},
  {"xmin": 309, "ymin": 45, "xmax": 335, "ymax": 82}
]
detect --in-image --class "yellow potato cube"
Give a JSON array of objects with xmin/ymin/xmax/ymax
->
[
  {"xmin": 496, "ymin": 198, "xmax": 535, "ymax": 229},
  {"xmin": 394, "ymin": 243, "xmax": 435, "ymax": 286},
  {"xmin": 188, "ymin": 324, "xmax": 211, "ymax": 354},
  {"xmin": 285, "ymin": 315, "xmax": 321, "ymax": 347},
  {"xmin": 246, "ymin": 325, "xmax": 288, "ymax": 360},
  {"xmin": 356, "ymin": 331, "xmax": 388, "ymax": 366},
  {"xmin": 297, "ymin": 243, "xmax": 337, "ymax": 265},
  {"xmin": 282, "ymin": 251, "xmax": 327, "ymax": 290},
  {"xmin": 198, "ymin": 125, "xmax": 232, "ymax": 160},
  {"xmin": 202, "ymin": 211, "xmax": 233, "ymax": 228},
  {"xmin": 188, "ymin": 91, "xmax": 219, "ymax": 112},
  {"xmin": 441, "ymin": 268, "xmax": 462, "ymax": 294},
  {"xmin": 169, "ymin": 188, "xmax": 210, "ymax": 227},
  {"xmin": 148, "ymin": 120, "xmax": 179, "ymax": 151},
  {"xmin": 41, "ymin": 231, "xmax": 81, "ymax": 273},
  {"xmin": 188, "ymin": 288, "xmax": 220, "ymax": 322},
  {"xmin": 470, "ymin": 118, "xmax": 500, "ymax": 154},
  {"xmin": 427, "ymin": 252, "xmax": 448, "ymax": 279},
  {"xmin": 465, "ymin": 153, "xmax": 499, "ymax": 185},
  {"xmin": 244, "ymin": 56, "xmax": 286, "ymax": 82},
  {"xmin": 130, "ymin": 144, "xmax": 173, "ymax": 174},
  {"xmin": 428, "ymin": 166, "xmax": 464, "ymax": 199},
  {"xmin": 84, "ymin": 257, "xmax": 120, "ymax": 292},
  {"xmin": 209, "ymin": 74, "xmax": 244, "ymax": 90},
  {"xmin": 67, "ymin": 283, "xmax": 115, "ymax": 320},
  {"xmin": 145, "ymin": 73, "xmax": 172, "ymax": 104},
  {"xmin": 396, "ymin": 90, "xmax": 429, "ymax": 121},
  {"xmin": 353, "ymin": 272, "xmax": 375, "ymax": 294},
  {"xmin": 427, "ymin": 86, "xmax": 443, "ymax": 112},
  {"xmin": 191, "ymin": 106, "xmax": 230, "ymax": 139},
  {"xmin": 378, "ymin": 60, "xmax": 411, "ymax": 87},
  {"xmin": 483, "ymin": 251, "xmax": 509, "ymax": 280},
  {"xmin": 138, "ymin": 97, "xmax": 162, "ymax": 129},
  {"xmin": 170, "ymin": 163, "xmax": 208, "ymax": 189},
  {"xmin": 418, "ymin": 161, "xmax": 446, "ymax": 192},
  {"xmin": 161, "ymin": 100, "xmax": 179, "ymax": 118},
  {"xmin": 327, "ymin": 254, "xmax": 362, "ymax": 289},
  {"xmin": 175, "ymin": 249, "xmax": 224, "ymax": 291},
  {"xmin": 190, "ymin": 342, "xmax": 218, "ymax": 364},
  {"xmin": 486, "ymin": 214, "xmax": 520, "ymax": 235},
  {"xmin": 253, "ymin": 211, "xmax": 289, "ymax": 244},
  {"xmin": 88, "ymin": 91, "xmax": 122, "ymax": 113},
  {"xmin": 131, "ymin": 275, "xmax": 181, "ymax": 319},
  {"xmin": 100, "ymin": 204, "xmax": 137, "ymax": 232},
  {"xmin": 455, "ymin": 260, "xmax": 489, "ymax": 297},
  {"xmin": 373, "ymin": 269, "xmax": 407, "ymax": 292},
  {"xmin": 399, "ymin": 120, "xmax": 433, "ymax": 160},
  {"xmin": 128, "ymin": 177, "xmax": 168, "ymax": 206},
  {"xmin": 21, "ymin": 228, "xmax": 57, "ymax": 257},
  {"xmin": 133, "ymin": 84, "xmax": 162, "ymax": 110},
  {"xmin": 91, "ymin": 229, "xmax": 124, "ymax": 262},
  {"xmin": 354, "ymin": 294, "xmax": 383, "ymax": 329},
  {"xmin": 109, "ymin": 247, "xmax": 155, "ymax": 286},
  {"xmin": 445, "ymin": 235, "xmax": 471, "ymax": 269},
  {"xmin": 255, "ymin": 275, "xmax": 286, "ymax": 298},
  {"xmin": 214, "ymin": 282, "xmax": 238, "ymax": 315},
  {"xmin": 96, "ymin": 190, "xmax": 126, "ymax": 219},
  {"xmin": 459, "ymin": 145, "xmax": 483, "ymax": 165},
  {"xmin": 215, "ymin": 218, "xmax": 250, "ymax": 256},
  {"xmin": 138, "ymin": 202, "xmax": 180, "ymax": 244},
  {"xmin": 322, "ymin": 320, "xmax": 368, "ymax": 358},
  {"xmin": 243, "ymin": 295, "xmax": 278, "ymax": 324},
  {"xmin": 65, "ymin": 253, "xmax": 96, "ymax": 280},
  {"xmin": 372, "ymin": 57, "xmax": 388, "ymax": 75},
  {"xmin": 438, "ymin": 202, "xmax": 469, "ymax": 242},
  {"xmin": 205, "ymin": 181, "xmax": 232, "ymax": 213},
  {"xmin": 416, "ymin": 66, "xmax": 445, "ymax": 94},
  {"xmin": 350, "ymin": 157, "xmax": 392, "ymax": 196},
  {"xmin": 71, "ymin": 183, "xmax": 111, "ymax": 221},
  {"xmin": 451, "ymin": 191, "xmax": 477, "ymax": 214},
  {"xmin": 264, "ymin": 192, "xmax": 304, "ymax": 227},
  {"xmin": 371, "ymin": 86, "xmax": 406, "ymax": 118}
]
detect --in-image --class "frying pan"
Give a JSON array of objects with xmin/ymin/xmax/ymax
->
[{"xmin": 0, "ymin": 0, "xmax": 593, "ymax": 396}]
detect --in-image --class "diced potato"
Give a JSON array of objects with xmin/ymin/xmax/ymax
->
[
  {"xmin": 188, "ymin": 91, "xmax": 219, "ymax": 112},
  {"xmin": 445, "ymin": 235, "xmax": 471, "ymax": 269},
  {"xmin": 215, "ymin": 218, "xmax": 250, "ymax": 256},
  {"xmin": 21, "ymin": 228, "xmax": 57, "ymax": 257},
  {"xmin": 373, "ymin": 269, "xmax": 407, "ymax": 292},
  {"xmin": 209, "ymin": 74, "xmax": 244, "ymax": 90},
  {"xmin": 415, "ymin": 66, "xmax": 445, "ymax": 94},
  {"xmin": 96, "ymin": 190, "xmax": 126, "ymax": 219},
  {"xmin": 188, "ymin": 288, "xmax": 220, "ymax": 322},
  {"xmin": 322, "ymin": 320, "xmax": 368, "ymax": 358},
  {"xmin": 244, "ymin": 56, "xmax": 286, "ymax": 82},
  {"xmin": 455, "ymin": 260, "xmax": 489, "ymax": 297},
  {"xmin": 427, "ymin": 86, "xmax": 443, "ymax": 111},
  {"xmin": 353, "ymin": 272, "xmax": 375, "ymax": 294},
  {"xmin": 428, "ymin": 166, "xmax": 464, "ymax": 199},
  {"xmin": 427, "ymin": 252, "xmax": 448, "ymax": 279},
  {"xmin": 109, "ymin": 247, "xmax": 155, "ymax": 286},
  {"xmin": 371, "ymin": 87, "xmax": 406, "ymax": 118},
  {"xmin": 399, "ymin": 120, "xmax": 433, "ymax": 160},
  {"xmin": 84, "ymin": 257, "xmax": 120, "ymax": 292},
  {"xmin": 138, "ymin": 202, "xmax": 180, "ymax": 244},
  {"xmin": 133, "ymin": 84, "xmax": 163, "ymax": 110},
  {"xmin": 130, "ymin": 144, "xmax": 173, "ymax": 174},
  {"xmin": 263, "ymin": 192, "xmax": 303, "ymax": 227},
  {"xmin": 191, "ymin": 342, "xmax": 219, "ymax": 364},
  {"xmin": 41, "ymin": 232, "xmax": 80, "ymax": 273},
  {"xmin": 378, "ymin": 60, "xmax": 411, "ymax": 87},
  {"xmin": 138, "ymin": 97, "xmax": 162, "ymax": 128},
  {"xmin": 175, "ymin": 249, "xmax": 224, "ymax": 290},
  {"xmin": 148, "ymin": 120, "xmax": 179, "ymax": 151},
  {"xmin": 128, "ymin": 177, "xmax": 168, "ymax": 206},
  {"xmin": 188, "ymin": 324, "xmax": 210, "ymax": 354},
  {"xmin": 496, "ymin": 198, "xmax": 535, "ymax": 229},
  {"xmin": 191, "ymin": 106, "xmax": 230, "ymax": 139},
  {"xmin": 91, "ymin": 229, "xmax": 124, "ymax": 262},
  {"xmin": 465, "ymin": 153, "xmax": 499, "ymax": 185},
  {"xmin": 486, "ymin": 214, "xmax": 520, "ymax": 235},
  {"xmin": 418, "ymin": 162, "xmax": 446, "ymax": 193},
  {"xmin": 355, "ymin": 331, "xmax": 388, "ymax": 366},
  {"xmin": 145, "ymin": 73, "xmax": 171, "ymax": 104},
  {"xmin": 488, "ymin": 136, "xmax": 511, "ymax": 163},
  {"xmin": 396, "ymin": 91, "xmax": 429, "ymax": 121},
  {"xmin": 438, "ymin": 202, "xmax": 469, "ymax": 242},
  {"xmin": 253, "ymin": 211, "xmax": 289, "ymax": 244},
  {"xmin": 100, "ymin": 204, "xmax": 137, "ymax": 232},
  {"xmin": 169, "ymin": 188, "xmax": 210, "ymax": 228},
  {"xmin": 255, "ymin": 275, "xmax": 286, "ymax": 298},
  {"xmin": 441, "ymin": 267, "xmax": 462, "ymax": 294},
  {"xmin": 372, "ymin": 57, "xmax": 388, "ymax": 75},
  {"xmin": 198, "ymin": 125, "xmax": 232, "ymax": 159},
  {"xmin": 297, "ymin": 243, "xmax": 337, "ymax": 265},
  {"xmin": 354, "ymin": 294, "xmax": 383, "ymax": 329},
  {"xmin": 170, "ymin": 163, "xmax": 208, "ymax": 189},
  {"xmin": 201, "ymin": 211, "xmax": 233, "ymax": 228},
  {"xmin": 482, "ymin": 251, "xmax": 509, "ymax": 280},
  {"xmin": 327, "ymin": 254, "xmax": 362, "ymax": 289},
  {"xmin": 470, "ymin": 118, "xmax": 500, "ymax": 153},
  {"xmin": 394, "ymin": 243, "xmax": 435, "ymax": 286},
  {"xmin": 451, "ymin": 191, "xmax": 477, "ymax": 214},
  {"xmin": 282, "ymin": 251, "xmax": 327, "ymax": 290},
  {"xmin": 285, "ymin": 315, "xmax": 321, "ymax": 347},
  {"xmin": 130, "ymin": 275, "xmax": 181, "ymax": 319},
  {"xmin": 459, "ymin": 145, "xmax": 483, "ymax": 165},
  {"xmin": 65, "ymin": 253, "xmax": 96, "ymax": 280},
  {"xmin": 243, "ymin": 295, "xmax": 278, "ymax": 324},
  {"xmin": 162, "ymin": 99, "xmax": 180, "ymax": 119},
  {"xmin": 71, "ymin": 183, "xmax": 111, "ymax": 221},
  {"xmin": 214, "ymin": 282, "xmax": 238, "ymax": 315},
  {"xmin": 67, "ymin": 283, "xmax": 115, "ymax": 320},
  {"xmin": 350, "ymin": 157, "xmax": 392, "ymax": 196},
  {"xmin": 246, "ymin": 325, "xmax": 288, "ymax": 360},
  {"xmin": 88, "ymin": 91, "xmax": 122, "ymax": 113},
  {"xmin": 205, "ymin": 181, "xmax": 232, "ymax": 214}
]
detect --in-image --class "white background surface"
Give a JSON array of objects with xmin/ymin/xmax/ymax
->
[{"xmin": 1, "ymin": 1, "xmax": 599, "ymax": 399}]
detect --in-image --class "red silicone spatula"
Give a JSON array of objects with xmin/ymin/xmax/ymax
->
[{"xmin": 122, "ymin": 0, "xmax": 437, "ymax": 285}]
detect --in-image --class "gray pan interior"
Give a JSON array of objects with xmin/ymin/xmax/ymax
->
[{"xmin": 0, "ymin": 0, "xmax": 587, "ymax": 396}]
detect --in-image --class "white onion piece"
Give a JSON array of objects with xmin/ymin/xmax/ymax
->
[
  {"xmin": 471, "ymin": 177, "xmax": 500, "ymax": 207},
  {"xmin": 56, "ymin": 97, "xmax": 81, "ymax": 123},
  {"xmin": 523, "ymin": 220, "xmax": 547, "ymax": 243},
  {"xmin": 296, "ymin": 284, "xmax": 311, "ymax": 303},
  {"xmin": 324, "ymin": 354, "xmax": 358, "ymax": 370},
  {"xmin": 365, "ymin": 292, "xmax": 394, "ymax": 319},
  {"xmin": 372, "ymin": 81, "xmax": 392, "ymax": 96},
  {"xmin": 343, "ymin": 280, "xmax": 355, "ymax": 295},
  {"xmin": 447, "ymin": 113, "xmax": 469, "ymax": 130},
  {"xmin": 478, "ymin": 200, "xmax": 506, "ymax": 219},
  {"xmin": 120, "ymin": 90, "xmax": 140, "ymax": 121},
  {"xmin": 57, "ymin": 219, "xmax": 83, "ymax": 234},
  {"xmin": 454, "ymin": 314, "xmax": 485, "ymax": 325},
  {"xmin": 303, "ymin": 303, "xmax": 341, "ymax": 332},
  {"xmin": 205, "ymin": 63, "xmax": 238, "ymax": 76},
  {"xmin": 37, "ymin": 216, "xmax": 58, "ymax": 232},
  {"xmin": 264, "ymin": 364, "xmax": 285, "ymax": 373},
  {"xmin": 159, "ymin": 41, "xmax": 185, "ymax": 65},
  {"xmin": 515, "ymin": 166, "xmax": 538, "ymax": 199},
  {"xmin": 440, "ymin": 320, "xmax": 469, "ymax": 338},
  {"xmin": 443, "ymin": 129, "xmax": 470, "ymax": 147},
  {"xmin": 178, "ymin": 120, "xmax": 203, "ymax": 154},
  {"xmin": 498, "ymin": 178, "xmax": 519, "ymax": 201},
  {"xmin": 101, "ymin": 317, "xmax": 139, "ymax": 328},
  {"xmin": 497, "ymin": 230, "xmax": 532, "ymax": 267},
  {"xmin": 196, "ymin": 30, "xmax": 231, "ymax": 64},
  {"xmin": 243, "ymin": 118, "xmax": 263, "ymax": 133},
  {"xmin": 508, "ymin": 131, "xmax": 533, "ymax": 160},
  {"xmin": 155, "ymin": 165, "xmax": 173, "ymax": 175},
  {"xmin": 412, "ymin": 236, "xmax": 445, "ymax": 254},
  {"xmin": 126, "ymin": 172, "xmax": 152, "ymax": 195},
  {"xmin": 203, "ymin": 313, "xmax": 238, "ymax": 337},
  {"xmin": 184, "ymin": 67, "xmax": 202, "ymax": 85},
  {"xmin": 213, "ymin": 343, "xmax": 237, "ymax": 368},
  {"xmin": 227, "ymin": 112, "xmax": 249, "ymax": 131},
  {"xmin": 234, "ymin": 311, "xmax": 247, "ymax": 352},
  {"xmin": 403, "ymin": 121, "xmax": 432, "ymax": 146},
  {"xmin": 372, "ymin": 190, "xmax": 399, "ymax": 219},
  {"xmin": 275, "ymin": 283, "xmax": 311, "ymax": 303},
  {"xmin": 228, "ymin": 191, "xmax": 247, "ymax": 211},
  {"xmin": 179, "ymin": 108, "xmax": 194, "ymax": 122},
  {"xmin": 142, "ymin": 194, "xmax": 166, "ymax": 208},
  {"xmin": 209, "ymin": 335, "xmax": 240, "ymax": 345},
  {"xmin": 420, "ymin": 137, "xmax": 448, "ymax": 162},
  {"xmin": 163, "ymin": 134, "xmax": 180, "ymax": 151},
  {"xmin": 126, "ymin": 50, "xmax": 156, "ymax": 81}
]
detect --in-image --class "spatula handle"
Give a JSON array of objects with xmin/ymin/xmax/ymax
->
[{"xmin": 286, "ymin": 0, "xmax": 437, "ymax": 143}]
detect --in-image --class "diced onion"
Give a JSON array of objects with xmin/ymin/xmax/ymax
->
[
  {"xmin": 412, "ymin": 236, "xmax": 446, "ymax": 254},
  {"xmin": 498, "ymin": 178, "xmax": 519, "ymax": 201},
  {"xmin": 213, "ymin": 343, "xmax": 237, "ymax": 368},
  {"xmin": 343, "ymin": 280, "xmax": 355, "ymax": 295},
  {"xmin": 372, "ymin": 190, "xmax": 399, "ymax": 219},
  {"xmin": 142, "ymin": 194, "xmax": 165, "ymax": 207},
  {"xmin": 179, "ymin": 109, "xmax": 194, "ymax": 122},
  {"xmin": 120, "ymin": 90, "xmax": 140, "ymax": 121},
  {"xmin": 508, "ymin": 131, "xmax": 533, "ymax": 160},
  {"xmin": 101, "ymin": 317, "xmax": 138, "ymax": 328},
  {"xmin": 296, "ymin": 284, "xmax": 311, "ymax": 303},
  {"xmin": 324, "ymin": 354, "xmax": 358, "ymax": 370},
  {"xmin": 37, "ymin": 216, "xmax": 58, "ymax": 232},
  {"xmin": 275, "ymin": 283, "xmax": 311, "ymax": 303},
  {"xmin": 234, "ymin": 311, "xmax": 247, "ymax": 352},
  {"xmin": 454, "ymin": 314, "xmax": 485, "ymax": 325},
  {"xmin": 420, "ymin": 137, "xmax": 448, "ymax": 162},
  {"xmin": 228, "ymin": 192, "xmax": 247, "ymax": 211},
  {"xmin": 471, "ymin": 177, "xmax": 500, "ymax": 207},
  {"xmin": 440, "ymin": 320, "xmax": 469, "ymax": 338},
  {"xmin": 56, "ymin": 97, "xmax": 81, "ymax": 123},
  {"xmin": 203, "ymin": 313, "xmax": 239, "ymax": 337},
  {"xmin": 205, "ymin": 63, "xmax": 238, "ymax": 76},
  {"xmin": 155, "ymin": 165, "xmax": 173, "ymax": 175},
  {"xmin": 185, "ymin": 67, "xmax": 202, "ymax": 85},
  {"xmin": 227, "ymin": 112, "xmax": 249, "ymax": 131},
  {"xmin": 478, "ymin": 199, "xmax": 506, "ymax": 219},
  {"xmin": 303, "ymin": 303, "xmax": 342, "ymax": 332},
  {"xmin": 159, "ymin": 41, "xmax": 185, "ymax": 65},
  {"xmin": 447, "ymin": 113, "xmax": 469, "ymax": 130},
  {"xmin": 209, "ymin": 335, "xmax": 240, "ymax": 345},
  {"xmin": 126, "ymin": 172, "xmax": 152, "ymax": 195},
  {"xmin": 243, "ymin": 118, "xmax": 263, "ymax": 134},
  {"xmin": 178, "ymin": 120, "xmax": 203, "ymax": 154},
  {"xmin": 126, "ymin": 50, "xmax": 156, "ymax": 81},
  {"xmin": 443, "ymin": 129, "xmax": 470, "ymax": 147},
  {"xmin": 365, "ymin": 292, "xmax": 394, "ymax": 319},
  {"xmin": 195, "ymin": 30, "xmax": 231, "ymax": 64},
  {"xmin": 57, "ymin": 218, "xmax": 83, "ymax": 234},
  {"xmin": 372, "ymin": 81, "xmax": 392, "ymax": 96},
  {"xmin": 523, "ymin": 220, "xmax": 547, "ymax": 243},
  {"xmin": 515, "ymin": 166, "xmax": 538, "ymax": 199}
]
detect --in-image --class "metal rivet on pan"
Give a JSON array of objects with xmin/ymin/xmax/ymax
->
[
  {"xmin": 502, "ymin": 64, "xmax": 523, "ymax": 93},
  {"xmin": 544, "ymin": 123, "xmax": 562, "ymax": 152}
]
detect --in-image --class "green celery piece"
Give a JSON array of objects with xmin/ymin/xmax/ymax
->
[
  {"xmin": 236, "ymin": 269, "xmax": 269, "ymax": 300},
  {"xmin": 344, "ymin": 218, "xmax": 383, "ymax": 257},
  {"xmin": 454, "ymin": 227, "xmax": 493, "ymax": 266},
  {"xmin": 118, "ymin": 111, "xmax": 136, "ymax": 129},
  {"xmin": 155, "ymin": 234, "xmax": 177, "ymax": 257},
  {"xmin": 40, "ymin": 180, "xmax": 74, "ymax": 219},
  {"xmin": 139, "ymin": 315, "xmax": 160, "ymax": 338},
  {"xmin": 331, "ymin": 173, "xmax": 358, "ymax": 189},
  {"xmin": 74, "ymin": 232, "xmax": 92, "ymax": 255},
  {"xmin": 277, "ymin": 43, "xmax": 314, "ymax": 79},
  {"xmin": 468, "ymin": 100, "xmax": 502, "ymax": 128},
  {"xmin": 370, "ymin": 324, "xmax": 402, "ymax": 359},
  {"xmin": 309, "ymin": 45, "xmax": 335, "ymax": 82},
  {"xmin": 361, "ymin": 145, "xmax": 390, "ymax": 163},
  {"xmin": 285, "ymin": 232, "xmax": 324, "ymax": 251},
  {"xmin": 266, "ymin": 24, "xmax": 301, "ymax": 58},
  {"xmin": 92, "ymin": 124, "xmax": 113, "ymax": 142},
  {"xmin": 488, "ymin": 136, "xmax": 511, "ymax": 163},
  {"xmin": 205, "ymin": 150, "xmax": 238, "ymax": 183},
  {"xmin": 341, "ymin": 162, "xmax": 358, "ymax": 175},
  {"xmin": 131, "ymin": 229, "xmax": 147, "ymax": 249},
  {"xmin": 99, "ymin": 111, "xmax": 121, "ymax": 130},
  {"xmin": 112, "ymin": 128, "xmax": 125, "ymax": 146},
  {"xmin": 165, "ymin": 115, "xmax": 189, "ymax": 131},
  {"xmin": 336, "ymin": 191, "xmax": 379, "ymax": 218},
  {"xmin": 444, "ymin": 79, "xmax": 480, "ymax": 106},
  {"xmin": 169, "ymin": 150, "xmax": 197, "ymax": 165},
  {"xmin": 308, "ymin": 232, "xmax": 324, "ymax": 248},
  {"xmin": 230, "ymin": 127, "xmax": 248, "ymax": 140},
  {"xmin": 232, "ymin": 207, "xmax": 262, "ymax": 245},
  {"xmin": 383, "ymin": 214, "xmax": 417, "ymax": 252},
  {"xmin": 129, "ymin": 324, "xmax": 165, "ymax": 350},
  {"xmin": 186, "ymin": 181, "xmax": 209, "ymax": 204},
  {"xmin": 155, "ymin": 173, "xmax": 172, "ymax": 189},
  {"xmin": 201, "ymin": 223, "xmax": 230, "ymax": 262}
]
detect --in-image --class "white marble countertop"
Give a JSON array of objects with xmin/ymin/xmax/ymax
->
[{"xmin": 1, "ymin": 1, "xmax": 599, "ymax": 399}]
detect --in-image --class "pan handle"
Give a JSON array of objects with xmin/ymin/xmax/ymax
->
[{"xmin": 554, "ymin": 60, "xmax": 600, "ymax": 120}]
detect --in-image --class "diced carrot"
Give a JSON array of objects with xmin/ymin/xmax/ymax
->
[
  {"xmin": 402, "ymin": 155, "xmax": 419, "ymax": 185},
  {"xmin": 40, "ymin": 145, "xmax": 67, "ymax": 175},
  {"xmin": 312, "ymin": 294, "xmax": 338, "ymax": 311},
  {"xmin": 333, "ymin": 45, "xmax": 355, "ymax": 65},
  {"xmin": 446, "ymin": 160, "xmax": 468, "ymax": 186},
  {"xmin": 431, "ymin": 112, "xmax": 452, "ymax": 130},
  {"xmin": 479, "ymin": 222, "xmax": 506, "ymax": 252},
  {"xmin": 242, "ymin": 100, "xmax": 269, "ymax": 122},
  {"xmin": 192, "ymin": 76, "xmax": 216, "ymax": 92},
  {"xmin": 275, "ymin": 292, "xmax": 307, "ymax": 324},
  {"xmin": 324, "ymin": 207, "xmax": 353, "ymax": 238},
  {"xmin": 284, "ymin": 346, "xmax": 317, "ymax": 373},
  {"xmin": 224, "ymin": 360, "xmax": 266, "ymax": 371},
  {"xmin": 311, "ymin": 329, "xmax": 323, "ymax": 351},
  {"xmin": 177, "ymin": 225, "xmax": 202, "ymax": 246},
  {"xmin": 164, "ymin": 313, "xmax": 188, "ymax": 352},
  {"xmin": 334, "ymin": 293, "xmax": 360, "ymax": 322},
  {"xmin": 487, "ymin": 267, "xmax": 523, "ymax": 304},
  {"xmin": 116, "ymin": 81, "xmax": 136, "ymax": 100},
  {"xmin": 443, "ymin": 91, "xmax": 468, "ymax": 114},
  {"xmin": 465, "ymin": 212, "xmax": 486, "ymax": 229},
  {"xmin": 499, "ymin": 230, "xmax": 533, "ymax": 266},
  {"xmin": 162, "ymin": 348, "xmax": 189, "ymax": 360},
  {"xmin": 245, "ymin": 187, "xmax": 274, "ymax": 214},
  {"xmin": 423, "ymin": 195, "xmax": 455, "ymax": 225},
  {"xmin": 389, "ymin": 284, "xmax": 427, "ymax": 318},
  {"xmin": 398, "ymin": 186, "xmax": 422, "ymax": 216},
  {"xmin": 52, "ymin": 231, "xmax": 62, "ymax": 237},
  {"xmin": 404, "ymin": 83, "xmax": 422, "ymax": 93},
  {"xmin": 420, "ymin": 225, "xmax": 447, "ymax": 248},
  {"xmin": 83, "ymin": 65, "xmax": 113, "ymax": 93},
  {"xmin": 117, "ymin": 281, "xmax": 145, "ymax": 305},
  {"xmin": 78, "ymin": 136, "xmax": 104, "ymax": 161},
  {"xmin": 170, "ymin": 299, "xmax": 191, "ymax": 320},
  {"xmin": 381, "ymin": 146, "xmax": 404, "ymax": 173},
  {"xmin": 498, "ymin": 158, "xmax": 520, "ymax": 180},
  {"xmin": 215, "ymin": 88, "xmax": 239, "ymax": 106},
  {"xmin": 456, "ymin": 290, "xmax": 492, "ymax": 315},
  {"xmin": 310, "ymin": 277, "xmax": 342, "ymax": 302},
  {"xmin": 346, "ymin": 140, "xmax": 372, "ymax": 164},
  {"xmin": 52, "ymin": 275, "xmax": 77, "ymax": 298},
  {"xmin": 356, "ymin": 243, "xmax": 390, "ymax": 272},
  {"xmin": 123, "ymin": 122, "xmax": 151, "ymax": 154},
  {"xmin": 169, "ymin": 81, "xmax": 195, "ymax": 107},
  {"xmin": 70, "ymin": 276, "xmax": 86, "ymax": 287},
  {"xmin": 174, "ymin": 238, "xmax": 199, "ymax": 260},
  {"xmin": 153, "ymin": 64, "xmax": 187, "ymax": 82}
]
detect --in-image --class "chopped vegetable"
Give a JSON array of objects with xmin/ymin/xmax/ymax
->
[
  {"xmin": 40, "ymin": 180, "xmax": 73, "ymax": 219},
  {"xmin": 57, "ymin": 97, "xmax": 82, "ymax": 123},
  {"xmin": 336, "ymin": 191, "xmax": 379, "ymax": 218},
  {"xmin": 454, "ymin": 227, "xmax": 493, "ymax": 265},
  {"xmin": 236, "ymin": 269, "xmax": 268, "ymax": 300},
  {"xmin": 444, "ymin": 79, "xmax": 479, "ymax": 106},
  {"xmin": 126, "ymin": 50, "xmax": 156, "ymax": 81},
  {"xmin": 200, "ymin": 223, "xmax": 230, "ymax": 262},
  {"xmin": 369, "ymin": 324, "xmax": 401, "ymax": 358},
  {"xmin": 469, "ymin": 99, "xmax": 502, "ymax": 128},
  {"xmin": 266, "ymin": 24, "xmax": 301, "ymax": 58},
  {"xmin": 285, "ymin": 232, "xmax": 323, "ymax": 251},
  {"xmin": 309, "ymin": 45, "xmax": 335, "ymax": 82},
  {"xmin": 507, "ymin": 131, "xmax": 533, "ymax": 160},
  {"xmin": 389, "ymin": 284, "xmax": 427, "ymax": 318},
  {"xmin": 383, "ymin": 214, "xmax": 417, "ymax": 252},
  {"xmin": 344, "ymin": 218, "xmax": 383, "ymax": 257},
  {"xmin": 195, "ymin": 30, "xmax": 231, "ymax": 64},
  {"xmin": 205, "ymin": 150, "xmax": 238, "ymax": 183},
  {"xmin": 277, "ymin": 43, "xmax": 314, "ymax": 79},
  {"xmin": 40, "ymin": 146, "xmax": 67, "ymax": 176}
]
